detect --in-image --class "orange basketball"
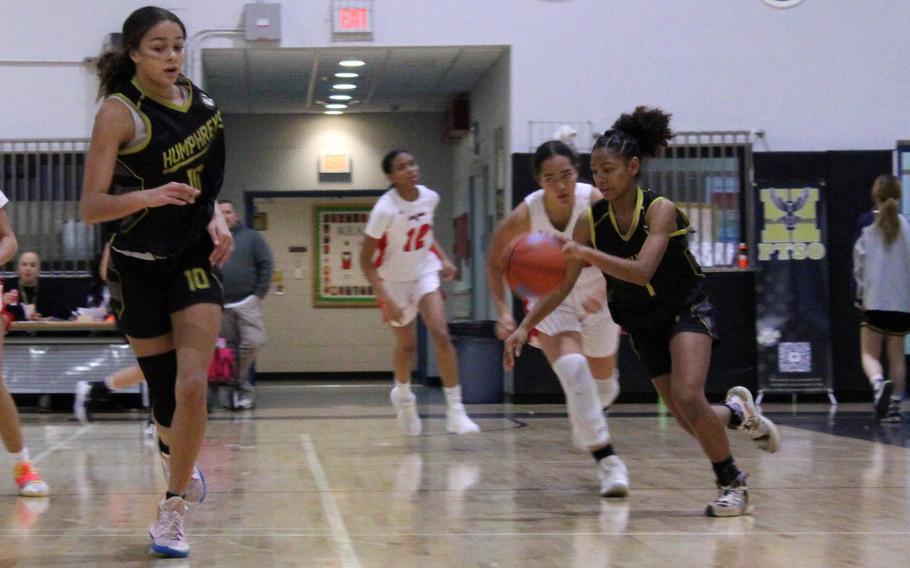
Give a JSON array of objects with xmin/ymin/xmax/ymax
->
[{"xmin": 502, "ymin": 232, "xmax": 567, "ymax": 298}]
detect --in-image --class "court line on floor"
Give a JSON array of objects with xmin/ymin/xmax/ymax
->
[
  {"xmin": 30, "ymin": 425, "xmax": 93, "ymax": 465},
  {"xmin": 299, "ymin": 433, "xmax": 362, "ymax": 568},
  {"xmin": 5, "ymin": 529, "xmax": 910, "ymax": 538}
]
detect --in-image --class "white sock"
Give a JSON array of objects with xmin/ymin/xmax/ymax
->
[
  {"xmin": 443, "ymin": 385, "xmax": 463, "ymax": 408},
  {"xmin": 871, "ymin": 374, "xmax": 885, "ymax": 386},
  {"xmin": 392, "ymin": 381, "xmax": 412, "ymax": 398},
  {"xmin": 13, "ymin": 447, "xmax": 29, "ymax": 463}
]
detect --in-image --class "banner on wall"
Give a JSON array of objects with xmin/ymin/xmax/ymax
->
[{"xmin": 754, "ymin": 182, "xmax": 836, "ymax": 403}]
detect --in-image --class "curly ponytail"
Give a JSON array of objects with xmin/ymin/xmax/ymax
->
[
  {"xmin": 96, "ymin": 6, "xmax": 187, "ymax": 99},
  {"xmin": 872, "ymin": 175, "xmax": 902, "ymax": 244},
  {"xmin": 593, "ymin": 106, "xmax": 673, "ymax": 164}
]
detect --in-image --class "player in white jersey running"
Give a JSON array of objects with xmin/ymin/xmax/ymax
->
[
  {"xmin": 0, "ymin": 190, "xmax": 50, "ymax": 498},
  {"xmin": 360, "ymin": 149, "xmax": 479, "ymax": 436},
  {"xmin": 487, "ymin": 140, "xmax": 628, "ymax": 497}
]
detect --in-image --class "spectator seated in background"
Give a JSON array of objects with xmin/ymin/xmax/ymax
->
[{"xmin": 3, "ymin": 251, "xmax": 76, "ymax": 321}]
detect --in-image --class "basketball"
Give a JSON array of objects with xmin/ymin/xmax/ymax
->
[{"xmin": 502, "ymin": 232, "xmax": 567, "ymax": 297}]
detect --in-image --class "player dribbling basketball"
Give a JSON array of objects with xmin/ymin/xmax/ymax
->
[
  {"xmin": 487, "ymin": 140, "xmax": 628, "ymax": 497},
  {"xmin": 507, "ymin": 107, "xmax": 781, "ymax": 517}
]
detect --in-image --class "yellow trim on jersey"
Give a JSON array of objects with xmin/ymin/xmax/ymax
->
[
  {"xmin": 130, "ymin": 76, "xmax": 193, "ymax": 113},
  {"xmin": 587, "ymin": 207, "xmax": 597, "ymax": 247},
  {"xmin": 683, "ymin": 248, "xmax": 706, "ymax": 278},
  {"xmin": 671, "ymin": 204, "xmax": 692, "ymax": 237},
  {"xmin": 645, "ymin": 283, "xmax": 656, "ymax": 297},
  {"xmin": 112, "ymin": 159, "xmax": 149, "ymax": 235},
  {"xmin": 110, "ymin": 94, "xmax": 153, "ymax": 156},
  {"xmin": 608, "ymin": 187, "xmax": 644, "ymax": 242}
]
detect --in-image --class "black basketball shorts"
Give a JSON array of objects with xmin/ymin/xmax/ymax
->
[
  {"xmin": 107, "ymin": 239, "xmax": 223, "ymax": 339},
  {"xmin": 624, "ymin": 295, "xmax": 719, "ymax": 379},
  {"xmin": 861, "ymin": 310, "xmax": 910, "ymax": 336}
]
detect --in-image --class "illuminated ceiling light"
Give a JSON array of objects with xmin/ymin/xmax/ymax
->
[
  {"xmin": 332, "ymin": 83, "xmax": 357, "ymax": 90},
  {"xmin": 324, "ymin": 110, "xmax": 344, "ymax": 115},
  {"xmin": 339, "ymin": 59, "xmax": 365, "ymax": 67},
  {"xmin": 325, "ymin": 103, "xmax": 348, "ymax": 109},
  {"xmin": 329, "ymin": 94, "xmax": 352, "ymax": 101},
  {"xmin": 335, "ymin": 72, "xmax": 359, "ymax": 78}
]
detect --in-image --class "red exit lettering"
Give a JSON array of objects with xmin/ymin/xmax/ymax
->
[{"xmin": 338, "ymin": 8, "xmax": 369, "ymax": 31}]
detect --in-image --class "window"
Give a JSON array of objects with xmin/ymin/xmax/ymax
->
[{"xmin": 0, "ymin": 140, "xmax": 97, "ymax": 276}]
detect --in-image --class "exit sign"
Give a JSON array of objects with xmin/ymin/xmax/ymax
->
[
  {"xmin": 337, "ymin": 8, "xmax": 369, "ymax": 32},
  {"xmin": 332, "ymin": 1, "xmax": 373, "ymax": 40}
]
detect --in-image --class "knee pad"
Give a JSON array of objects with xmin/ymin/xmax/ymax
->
[
  {"xmin": 595, "ymin": 370, "xmax": 620, "ymax": 409},
  {"xmin": 552, "ymin": 353, "xmax": 609, "ymax": 448},
  {"xmin": 137, "ymin": 350, "xmax": 178, "ymax": 428}
]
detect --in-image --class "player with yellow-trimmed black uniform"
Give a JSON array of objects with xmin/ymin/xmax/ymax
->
[
  {"xmin": 105, "ymin": 74, "xmax": 226, "ymax": 339},
  {"xmin": 506, "ymin": 107, "xmax": 780, "ymax": 519},
  {"xmin": 80, "ymin": 7, "xmax": 232, "ymax": 558},
  {"xmin": 587, "ymin": 186, "xmax": 714, "ymax": 378}
]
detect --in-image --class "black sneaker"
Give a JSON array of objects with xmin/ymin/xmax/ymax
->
[
  {"xmin": 881, "ymin": 401, "xmax": 902, "ymax": 423},
  {"xmin": 874, "ymin": 380, "xmax": 894, "ymax": 420}
]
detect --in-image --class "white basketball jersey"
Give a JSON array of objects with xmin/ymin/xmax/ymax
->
[
  {"xmin": 364, "ymin": 185, "xmax": 443, "ymax": 282},
  {"xmin": 523, "ymin": 182, "xmax": 605, "ymax": 297}
]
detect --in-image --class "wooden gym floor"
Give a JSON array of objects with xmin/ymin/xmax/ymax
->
[{"xmin": 1, "ymin": 383, "xmax": 908, "ymax": 567}]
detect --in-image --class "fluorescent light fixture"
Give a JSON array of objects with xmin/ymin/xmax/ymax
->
[
  {"xmin": 325, "ymin": 103, "xmax": 348, "ymax": 109},
  {"xmin": 324, "ymin": 110, "xmax": 344, "ymax": 115},
  {"xmin": 335, "ymin": 72, "xmax": 359, "ymax": 78},
  {"xmin": 332, "ymin": 83, "xmax": 357, "ymax": 90},
  {"xmin": 339, "ymin": 59, "xmax": 365, "ymax": 67},
  {"xmin": 329, "ymin": 94, "xmax": 352, "ymax": 101}
]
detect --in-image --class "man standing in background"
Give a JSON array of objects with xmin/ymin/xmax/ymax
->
[{"xmin": 219, "ymin": 200, "xmax": 274, "ymax": 409}]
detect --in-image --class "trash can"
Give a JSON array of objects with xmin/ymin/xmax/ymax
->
[{"xmin": 448, "ymin": 320, "xmax": 504, "ymax": 404}]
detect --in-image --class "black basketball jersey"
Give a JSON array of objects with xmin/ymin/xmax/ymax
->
[
  {"xmin": 108, "ymin": 76, "xmax": 225, "ymax": 257},
  {"xmin": 587, "ymin": 187, "xmax": 704, "ymax": 326}
]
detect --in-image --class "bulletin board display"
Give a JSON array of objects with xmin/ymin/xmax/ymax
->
[{"xmin": 314, "ymin": 205, "xmax": 375, "ymax": 307}]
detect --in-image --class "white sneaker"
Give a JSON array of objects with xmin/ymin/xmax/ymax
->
[
  {"xmin": 159, "ymin": 452, "xmax": 207, "ymax": 504},
  {"xmin": 598, "ymin": 455, "xmax": 629, "ymax": 498},
  {"xmin": 705, "ymin": 475, "xmax": 753, "ymax": 517},
  {"xmin": 74, "ymin": 381, "xmax": 91, "ymax": 424},
  {"xmin": 446, "ymin": 404, "xmax": 480, "ymax": 434},
  {"xmin": 143, "ymin": 417, "xmax": 156, "ymax": 439},
  {"xmin": 149, "ymin": 496, "xmax": 189, "ymax": 558},
  {"xmin": 391, "ymin": 389, "xmax": 422, "ymax": 436},
  {"xmin": 726, "ymin": 386, "xmax": 781, "ymax": 453}
]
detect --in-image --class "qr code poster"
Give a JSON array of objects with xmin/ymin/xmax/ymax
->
[{"xmin": 778, "ymin": 342, "xmax": 812, "ymax": 373}]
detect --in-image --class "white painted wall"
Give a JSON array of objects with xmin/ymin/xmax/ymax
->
[
  {"xmin": 449, "ymin": 50, "xmax": 510, "ymax": 320},
  {"xmin": 221, "ymin": 112, "xmax": 455, "ymax": 243},
  {"xmin": 253, "ymin": 195, "xmax": 395, "ymax": 373},
  {"xmin": 3, "ymin": 0, "xmax": 909, "ymax": 151}
]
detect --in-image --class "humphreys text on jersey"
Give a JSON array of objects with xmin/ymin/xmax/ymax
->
[{"xmin": 162, "ymin": 111, "xmax": 224, "ymax": 175}]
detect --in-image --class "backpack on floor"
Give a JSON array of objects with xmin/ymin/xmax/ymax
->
[{"xmin": 208, "ymin": 341, "xmax": 236, "ymax": 386}]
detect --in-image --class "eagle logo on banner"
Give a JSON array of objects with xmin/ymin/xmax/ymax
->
[{"xmin": 758, "ymin": 187, "xmax": 825, "ymax": 261}]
